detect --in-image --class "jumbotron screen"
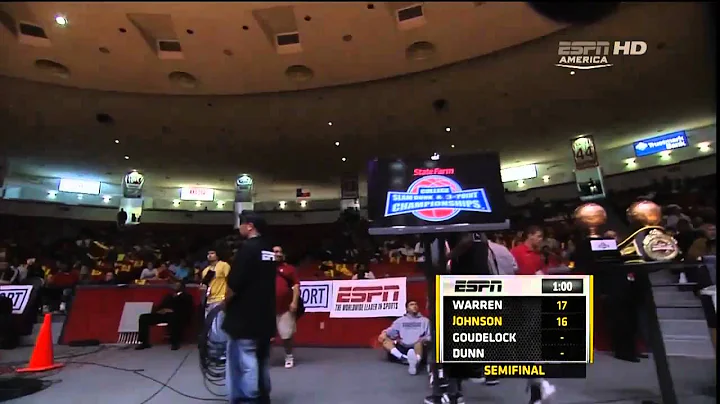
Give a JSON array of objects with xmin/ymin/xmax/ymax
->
[{"xmin": 367, "ymin": 153, "xmax": 509, "ymax": 235}]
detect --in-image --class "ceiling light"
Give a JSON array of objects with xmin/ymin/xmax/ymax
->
[
  {"xmin": 124, "ymin": 155, "xmax": 130, "ymax": 160},
  {"xmin": 279, "ymin": 201, "xmax": 287, "ymax": 209},
  {"xmin": 445, "ymin": 127, "xmax": 451, "ymax": 132},
  {"xmin": 77, "ymin": 194, "xmax": 83, "ymax": 200},
  {"xmin": 217, "ymin": 200, "xmax": 225, "ymax": 208},
  {"xmin": 542, "ymin": 175, "xmax": 550, "ymax": 183},
  {"xmin": 624, "ymin": 157, "xmax": 637, "ymax": 168},
  {"xmin": 328, "ymin": 121, "xmax": 333, "ymax": 126},
  {"xmin": 335, "ymin": 141, "xmax": 340, "ymax": 146},
  {"xmin": 517, "ymin": 179, "xmax": 525, "ymax": 188},
  {"xmin": 451, "ymin": 144, "xmax": 455, "ymax": 148},
  {"xmin": 659, "ymin": 150, "xmax": 672, "ymax": 161},
  {"xmin": 195, "ymin": 201, "xmax": 202, "ymax": 207},
  {"xmin": 172, "ymin": 199, "xmax": 180, "ymax": 207},
  {"xmin": 300, "ymin": 200, "xmax": 308, "ymax": 208},
  {"xmin": 114, "ymin": 139, "xmax": 120, "ymax": 144},
  {"xmin": 102, "ymin": 195, "xmax": 111, "ymax": 203},
  {"xmin": 570, "ymin": 71, "xmax": 576, "ymax": 75},
  {"xmin": 47, "ymin": 191, "xmax": 57, "ymax": 199},
  {"xmin": 55, "ymin": 15, "xmax": 68, "ymax": 26},
  {"xmin": 698, "ymin": 141, "xmax": 712, "ymax": 153},
  {"xmin": 341, "ymin": 157, "xmax": 347, "ymax": 162},
  {"xmin": 431, "ymin": 153, "xmax": 440, "ymax": 161}
]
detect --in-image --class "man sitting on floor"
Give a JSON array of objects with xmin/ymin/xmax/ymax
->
[
  {"xmin": 377, "ymin": 300, "xmax": 430, "ymax": 375},
  {"xmin": 135, "ymin": 280, "xmax": 194, "ymax": 351}
]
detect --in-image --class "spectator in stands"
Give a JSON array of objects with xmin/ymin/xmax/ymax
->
[
  {"xmin": 674, "ymin": 219, "xmax": 697, "ymax": 258},
  {"xmin": 171, "ymin": 259, "xmax": 191, "ymax": 282},
  {"xmin": 273, "ymin": 245, "xmax": 300, "ymax": 369},
  {"xmin": 511, "ymin": 226, "xmax": 547, "ymax": 275},
  {"xmin": 202, "ymin": 249, "xmax": 231, "ymax": 360},
  {"xmin": 135, "ymin": 280, "xmax": 194, "ymax": 351},
  {"xmin": 0, "ymin": 261, "xmax": 18, "ymax": 285},
  {"xmin": 102, "ymin": 271, "xmax": 117, "ymax": 285},
  {"xmin": 487, "ymin": 237, "xmax": 518, "ymax": 275},
  {"xmin": 351, "ymin": 262, "xmax": 376, "ymax": 280},
  {"xmin": 377, "ymin": 299, "xmax": 430, "ymax": 375},
  {"xmin": 116, "ymin": 209, "xmax": 128, "ymax": 227},
  {"xmin": 156, "ymin": 262, "xmax": 171, "ymax": 280},
  {"xmin": 140, "ymin": 261, "xmax": 158, "ymax": 280},
  {"xmin": 687, "ymin": 223, "xmax": 716, "ymax": 262}
]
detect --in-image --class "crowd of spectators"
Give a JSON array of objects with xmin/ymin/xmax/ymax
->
[{"xmin": 0, "ymin": 174, "xmax": 716, "ymax": 317}]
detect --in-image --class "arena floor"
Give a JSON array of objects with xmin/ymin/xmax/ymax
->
[{"xmin": 0, "ymin": 345, "xmax": 716, "ymax": 404}]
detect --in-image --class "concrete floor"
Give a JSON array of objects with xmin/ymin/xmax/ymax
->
[{"xmin": 0, "ymin": 345, "xmax": 716, "ymax": 404}]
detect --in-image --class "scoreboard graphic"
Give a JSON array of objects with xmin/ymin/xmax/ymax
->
[{"xmin": 436, "ymin": 275, "xmax": 593, "ymax": 378}]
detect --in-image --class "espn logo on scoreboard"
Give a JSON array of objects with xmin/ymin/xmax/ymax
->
[{"xmin": 453, "ymin": 279, "xmax": 503, "ymax": 293}]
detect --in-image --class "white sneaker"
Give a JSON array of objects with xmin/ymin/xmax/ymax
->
[
  {"xmin": 284, "ymin": 354, "xmax": 294, "ymax": 369},
  {"xmin": 407, "ymin": 348, "xmax": 419, "ymax": 375},
  {"xmin": 540, "ymin": 380, "xmax": 556, "ymax": 399}
]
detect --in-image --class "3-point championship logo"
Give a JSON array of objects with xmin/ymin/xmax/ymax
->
[{"xmin": 384, "ymin": 175, "xmax": 492, "ymax": 222}]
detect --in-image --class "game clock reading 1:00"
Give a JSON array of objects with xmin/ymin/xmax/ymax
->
[{"xmin": 541, "ymin": 279, "xmax": 584, "ymax": 294}]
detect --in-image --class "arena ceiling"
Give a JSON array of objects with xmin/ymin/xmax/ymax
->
[{"xmin": 0, "ymin": 2, "xmax": 716, "ymax": 196}]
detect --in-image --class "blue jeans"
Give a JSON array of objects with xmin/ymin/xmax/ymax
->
[
  {"xmin": 205, "ymin": 302, "xmax": 227, "ymax": 358},
  {"xmin": 226, "ymin": 339, "xmax": 271, "ymax": 403}
]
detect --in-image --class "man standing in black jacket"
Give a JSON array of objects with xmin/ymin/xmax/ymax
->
[{"xmin": 223, "ymin": 211, "xmax": 276, "ymax": 404}]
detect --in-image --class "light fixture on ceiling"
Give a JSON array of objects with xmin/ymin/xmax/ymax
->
[
  {"xmin": 172, "ymin": 199, "xmax": 181, "ymax": 207},
  {"xmin": 300, "ymin": 200, "xmax": 308, "ymax": 208},
  {"xmin": 124, "ymin": 155, "xmax": 130, "ymax": 160},
  {"xmin": 430, "ymin": 153, "xmax": 440, "ymax": 161},
  {"xmin": 279, "ymin": 201, "xmax": 287, "ymax": 210},
  {"xmin": 47, "ymin": 190, "xmax": 57, "ymax": 199},
  {"xmin": 328, "ymin": 121, "xmax": 333, "ymax": 126},
  {"xmin": 451, "ymin": 144, "xmax": 455, "ymax": 148},
  {"xmin": 570, "ymin": 71, "xmax": 576, "ymax": 75},
  {"xmin": 445, "ymin": 127, "xmax": 451, "ymax": 132},
  {"xmin": 341, "ymin": 157, "xmax": 347, "ymax": 162},
  {"xmin": 114, "ymin": 139, "xmax": 120, "ymax": 144},
  {"xmin": 542, "ymin": 175, "xmax": 550, "ymax": 183},
  {"xmin": 195, "ymin": 201, "xmax": 202, "ymax": 207},
  {"xmin": 517, "ymin": 179, "xmax": 526, "ymax": 188},
  {"xmin": 217, "ymin": 200, "xmax": 225, "ymax": 208},
  {"xmin": 659, "ymin": 150, "xmax": 672, "ymax": 161},
  {"xmin": 335, "ymin": 141, "xmax": 340, "ymax": 146},
  {"xmin": 77, "ymin": 194, "xmax": 83, "ymax": 200},
  {"xmin": 698, "ymin": 141, "xmax": 712, "ymax": 153},
  {"xmin": 624, "ymin": 157, "xmax": 637, "ymax": 168},
  {"xmin": 102, "ymin": 195, "xmax": 111, "ymax": 203},
  {"xmin": 55, "ymin": 15, "xmax": 68, "ymax": 26}
]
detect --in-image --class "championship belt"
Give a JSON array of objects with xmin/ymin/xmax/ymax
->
[{"xmin": 618, "ymin": 226, "xmax": 680, "ymax": 263}]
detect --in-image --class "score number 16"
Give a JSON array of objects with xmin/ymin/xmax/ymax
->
[{"xmin": 557, "ymin": 300, "xmax": 567, "ymax": 327}]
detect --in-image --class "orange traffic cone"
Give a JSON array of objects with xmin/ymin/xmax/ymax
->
[{"xmin": 16, "ymin": 313, "xmax": 64, "ymax": 373}]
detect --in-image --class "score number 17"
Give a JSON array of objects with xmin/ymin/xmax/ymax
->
[{"xmin": 557, "ymin": 300, "xmax": 567, "ymax": 327}]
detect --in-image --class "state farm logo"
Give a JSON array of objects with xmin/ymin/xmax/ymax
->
[{"xmin": 336, "ymin": 285, "xmax": 400, "ymax": 303}]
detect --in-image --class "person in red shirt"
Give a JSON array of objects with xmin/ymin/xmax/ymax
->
[
  {"xmin": 274, "ymin": 245, "xmax": 300, "ymax": 369},
  {"xmin": 510, "ymin": 225, "xmax": 548, "ymax": 275}
]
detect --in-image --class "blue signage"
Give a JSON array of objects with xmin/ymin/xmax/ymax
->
[
  {"xmin": 384, "ymin": 175, "xmax": 492, "ymax": 222},
  {"xmin": 633, "ymin": 131, "xmax": 689, "ymax": 157}
]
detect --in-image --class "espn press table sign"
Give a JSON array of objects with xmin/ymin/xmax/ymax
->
[{"xmin": 436, "ymin": 275, "xmax": 592, "ymax": 378}]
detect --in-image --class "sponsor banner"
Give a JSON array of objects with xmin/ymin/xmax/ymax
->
[
  {"xmin": 0, "ymin": 285, "xmax": 34, "ymax": 314},
  {"xmin": 633, "ymin": 131, "xmax": 689, "ymax": 157},
  {"xmin": 181, "ymin": 187, "xmax": 215, "ymax": 201},
  {"xmin": 300, "ymin": 281, "xmax": 333, "ymax": 313},
  {"xmin": 571, "ymin": 135, "xmax": 599, "ymax": 170},
  {"xmin": 235, "ymin": 174, "xmax": 253, "ymax": 203},
  {"xmin": 59, "ymin": 178, "xmax": 101, "ymax": 195},
  {"xmin": 340, "ymin": 174, "xmax": 359, "ymax": 199},
  {"xmin": 330, "ymin": 277, "xmax": 407, "ymax": 318},
  {"xmin": 122, "ymin": 170, "xmax": 145, "ymax": 198}
]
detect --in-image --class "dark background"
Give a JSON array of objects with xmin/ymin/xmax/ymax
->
[{"xmin": 366, "ymin": 153, "xmax": 508, "ymax": 230}]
